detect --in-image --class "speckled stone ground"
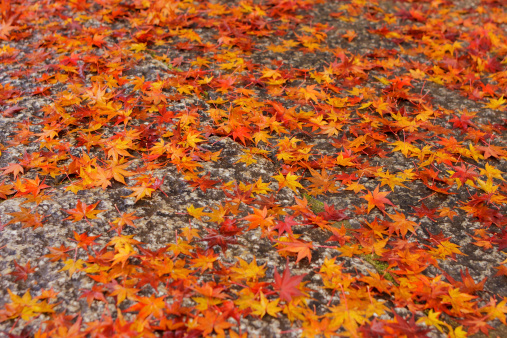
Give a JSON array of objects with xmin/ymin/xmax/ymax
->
[{"xmin": 0, "ymin": 0, "xmax": 506, "ymax": 337}]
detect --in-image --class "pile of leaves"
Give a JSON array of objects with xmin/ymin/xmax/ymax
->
[{"xmin": 0, "ymin": 0, "xmax": 506, "ymax": 336}]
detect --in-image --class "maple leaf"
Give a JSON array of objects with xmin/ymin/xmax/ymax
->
[
  {"xmin": 107, "ymin": 234, "xmax": 142, "ymax": 251},
  {"xmin": 449, "ymin": 114, "xmax": 477, "ymax": 132},
  {"xmin": 0, "ymin": 179, "xmax": 14, "ymax": 199},
  {"xmin": 273, "ymin": 260, "xmax": 306, "ymax": 302},
  {"xmin": 71, "ymin": 231, "xmax": 100, "ymax": 251},
  {"xmin": 180, "ymin": 226, "xmax": 201, "ymax": 241},
  {"xmin": 459, "ymin": 315, "xmax": 493, "ymax": 336},
  {"xmin": 166, "ymin": 237, "xmax": 193, "ymax": 257},
  {"xmin": 494, "ymin": 264, "xmax": 507, "ymax": 278},
  {"xmin": 438, "ymin": 207, "xmax": 458, "ymax": 221},
  {"xmin": 273, "ymin": 215, "xmax": 299, "ymax": 236},
  {"xmin": 201, "ymin": 203, "xmax": 228, "ymax": 224},
  {"xmin": 342, "ymin": 30, "xmax": 357, "ymax": 42},
  {"xmin": 86, "ymin": 33, "xmax": 107, "ymax": 48},
  {"xmin": 231, "ymin": 126, "xmax": 252, "ymax": 146},
  {"xmin": 450, "ymin": 163, "xmax": 479, "ymax": 185},
  {"xmin": 124, "ymin": 183, "xmax": 155, "ymax": 202},
  {"xmin": 1, "ymin": 105, "xmax": 24, "ymax": 117},
  {"xmin": 108, "ymin": 159, "xmax": 135, "ymax": 185},
  {"xmin": 198, "ymin": 310, "xmax": 232, "ymax": 336},
  {"xmin": 4, "ymin": 289, "xmax": 55, "ymax": 321},
  {"xmin": 442, "ymin": 268, "xmax": 486, "ymax": 295},
  {"xmin": 298, "ymin": 84, "xmax": 324, "ymax": 103},
  {"xmin": 415, "ymin": 310, "xmax": 448, "ymax": 334},
  {"xmin": 0, "ymin": 16, "xmax": 18, "ymax": 40},
  {"xmin": 272, "ymin": 172, "xmax": 303, "ymax": 193},
  {"xmin": 44, "ymin": 244, "xmax": 72, "ymax": 262},
  {"xmin": 79, "ymin": 285, "xmax": 107, "ymax": 306},
  {"xmin": 231, "ymin": 257, "xmax": 266, "ymax": 281},
  {"xmin": 190, "ymin": 251, "xmax": 218, "ymax": 272},
  {"xmin": 14, "ymin": 175, "xmax": 49, "ymax": 196},
  {"xmin": 378, "ymin": 170, "xmax": 409, "ymax": 191},
  {"xmin": 359, "ymin": 318, "xmax": 388, "ymax": 337},
  {"xmin": 111, "ymin": 210, "xmax": 139, "ymax": 230},
  {"xmin": 8, "ymin": 260, "xmax": 35, "ymax": 282},
  {"xmin": 318, "ymin": 203, "xmax": 348, "ymax": 222},
  {"xmin": 387, "ymin": 313, "xmax": 431, "ymax": 337},
  {"xmin": 89, "ymin": 166, "xmax": 112, "ymax": 190},
  {"xmin": 242, "ymin": 206, "xmax": 275, "ymax": 230},
  {"xmin": 344, "ymin": 181, "xmax": 366, "ymax": 193},
  {"xmin": 187, "ymin": 204, "xmax": 206, "ymax": 221},
  {"xmin": 181, "ymin": 129, "xmax": 206, "ymax": 148},
  {"xmin": 411, "ymin": 202, "xmax": 439, "ymax": 221},
  {"xmin": 306, "ymin": 168, "xmax": 339, "ymax": 195},
  {"xmin": 64, "ymin": 200, "xmax": 105, "ymax": 223},
  {"xmin": 251, "ymin": 292, "xmax": 282, "ymax": 318},
  {"xmin": 110, "ymin": 246, "xmax": 136, "ymax": 268},
  {"xmin": 361, "ymin": 185, "xmax": 395, "ymax": 214},
  {"xmin": 387, "ymin": 211, "xmax": 417, "ymax": 237},
  {"xmin": 1, "ymin": 163, "xmax": 24, "ymax": 178},
  {"xmin": 479, "ymin": 163, "xmax": 505, "ymax": 182},
  {"xmin": 423, "ymin": 182, "xmax": 456, "ymax": 195},
  {"xmin": 125, "ymin": 294, "xmax": 166, "ymax": 320},
  {"xmin": 201, "ymin": 228, "xmax": 238, "ymax": 253},
  {"xmin": 481, "ymin": 297, "xmax": 507, "ymax": 325},
  {"xmin": 107, "ymin": 280, "xmax": 139, "ymax": 305},
  {"xmin": 7, "ymin": 207, "xmax": 46, "ymax": 229},
  {"xmin": 277, "ymin": 239, "xmax": 314, "ymax": 263},
  {"xmin": 484, "ymin": 95, "xmax": 506, "ymax": 111},
  {"xmin": 187, "ymin": 172, "xmax": 220, "ymax": 193},
  {"xmin": 59, "ymin": 259, "xmax": 85, "ymax": 277},
  {"xmin": 477, "ymin": 143, "xmax": 505, "ymax": 159}
]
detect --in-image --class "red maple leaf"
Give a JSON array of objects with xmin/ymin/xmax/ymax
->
[
  {"xmin": 187, "ymin": 173, "xmax": 221, "ymax": 193},
  {"xmin": 200, "ymin": 228, "xmax": 238, "ymax": 253},
  {"xmin": 273, "ymin": 260, "xmax": 306, "ymax": 302},
  {"xmin": 273, "ymin": 215, "xmax": 299, "ymax": 236},
  {"xmin": 318, "ymin": 203, "xmax": 349, "ymax": 222},
  {"xmin": 387, "ymin": 313, "xmax": 431, "ymax": 337},
  {"xmin": 450, "ymin": 163, "xmax": 479, "ymax": 184},
  {"xmin": 79, "ymin": 285, "xmax": 107, "ymax": 306},
  {"xmin": 8, "ymin": 260, "xmax": 35, "ymax": 282},
  {"xmin": 411, "ymin": 202, "xmax": 439, "ymax": 221}
]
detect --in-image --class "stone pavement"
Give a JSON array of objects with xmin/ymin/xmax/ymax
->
[{"xmin": 0, "ymin": 0, "xmax": 506, "ymax": 336}]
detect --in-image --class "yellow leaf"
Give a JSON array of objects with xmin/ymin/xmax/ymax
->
[
  {"xmin": 187, "ymin": 204, "xmax": 205, "ymax": 221},
  {"xmin": 272, "ymin": 172, "xmax": 303, "ymax": 193},
  {"xmin": 59, "ymin": 259, "xmax": 85, "ymax": 277},
  {"xmin": 251, "ymin": 292, "xmax": 281, "ymax": 318}
]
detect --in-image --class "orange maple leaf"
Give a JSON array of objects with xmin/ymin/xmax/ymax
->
[
  {"xmin": 64, "ymin": 200, "xmax": 105, "ymax": 223},
  {"xmin": 298, "ymin": 84, "xmax": 324, "ymax": 103},
  {"xmin": 1, "ymin": 163, "xmax": 24, "ymax": 178},
  {"xmin": 124, "ymin": 184, "xmax": 155, "ymax": 202},
  {"xmin": 7, "ymin": 207, "xmax": 46, "ymax": 229},
  {"xmin": 111, "ymin": 210, "xmax": 139, "ymax": 231},
  {"xmin": 0, "ymin": 17, "xmax": 18, "ymax": 40},
  {"xmin": 387, "ymin": 211, "xmax": 418, "ymax": 237},
  {"xmin": 361, "ymin": 185, "xmax": 395, "ymax": 214},
  {"xmin": 277, "ymin": 239, "xmax": 314, "ymax": 263},
  {"xmin": 242, "ymin": 206, "xmax": 275, "ymax": 230},
  {"xmin": 198, "ymin": 310, "xmax": 233, "ymax": 336}
]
